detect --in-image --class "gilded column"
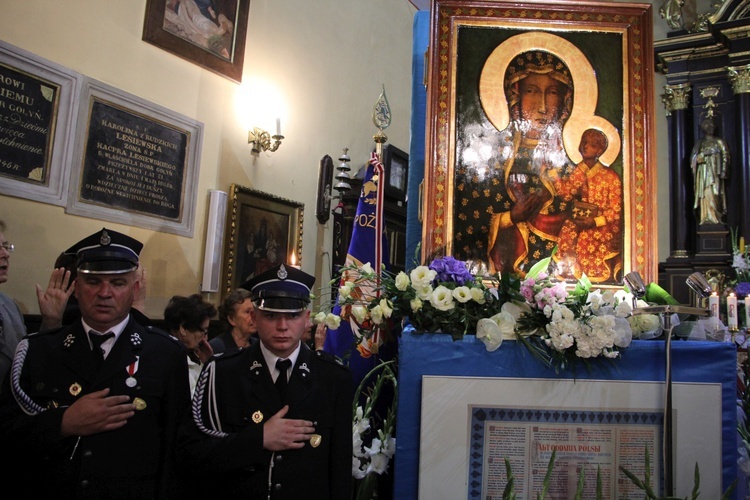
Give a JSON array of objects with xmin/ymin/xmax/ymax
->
[
  {"xmin": 662, "ymin": 83, "xmax": 692, "ymax": 259},
  {"xmin": 728, "ymin": 64, "xmax": 750, "ymax": 239}
]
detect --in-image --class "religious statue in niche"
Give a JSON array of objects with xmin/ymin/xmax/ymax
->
[{"xmin": 690, "ymin": 115, "xmax": 729, "ymax": 225}]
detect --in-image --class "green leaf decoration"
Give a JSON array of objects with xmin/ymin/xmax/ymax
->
[{"xmin": 645, "ymin": 282, "xmax": 680, "ymax": 305}]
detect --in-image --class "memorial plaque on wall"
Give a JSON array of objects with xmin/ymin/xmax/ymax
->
[
  {"xmin": 0, "ymin": 40, "xmax": 81, "ymax": 206},
  {"xmin": 67, "ymin": 78, "xmax": 203, "ymax": 237},
  {"xmin": 0, "ymin": 62, "xmax": 58, "ymax": 184}
]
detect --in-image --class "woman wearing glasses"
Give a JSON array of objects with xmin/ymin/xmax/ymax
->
[{"xmin": 164, "ymin": 293, "xmax": 217, "ymax": 396}]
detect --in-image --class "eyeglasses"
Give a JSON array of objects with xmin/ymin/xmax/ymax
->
[{"xmin": 0, "ymin": 242, "xmax": 14, "ymax": 253}]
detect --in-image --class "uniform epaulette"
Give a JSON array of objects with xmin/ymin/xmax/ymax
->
[
  {"xmin": 144, "ymin": 325, "xmax": 173, "ymax": 340},
  {"xmin": 211, "ymin": 349, "xmax": 244, "ymax": 362},
  {"xmin": 26, "ymin": 326, "xmax": 65, "ymax": 338},
  {"xmin": 314, "ymin": 349, "xmax": 346, "ymax": 368}
]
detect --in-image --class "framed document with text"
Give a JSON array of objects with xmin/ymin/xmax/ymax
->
[
  {"xmin": 0, "ymin": 40, "xmax": 81, "ymax": 206},
  {"xmin": 66, "ymin": 78, "xmax": 203, "ymax": 237}
]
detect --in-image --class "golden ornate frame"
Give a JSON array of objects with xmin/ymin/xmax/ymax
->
[
  {"xmin": 422, "ymin": 0, "xmax": 657, "ymax": 286},
  {"xmin": 221, "ymin": 184, "xmax": 304, "ymax": 296}
]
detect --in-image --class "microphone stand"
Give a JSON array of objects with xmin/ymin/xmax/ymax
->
[{"xmin": 630, "ymin": 304, "xmax": 709, "ymax": 497}]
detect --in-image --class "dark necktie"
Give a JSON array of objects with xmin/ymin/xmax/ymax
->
[
  {"xmin": 275, "ymin": 358, "xmax": 291, "ymax": 400},
  {"xmin": 91, "ymin": 331, "xmax": 114, "ymax": 369}
]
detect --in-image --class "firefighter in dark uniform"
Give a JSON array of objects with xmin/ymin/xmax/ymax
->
[
  {"xmin": 176, "ymin": 263, "xmax": 353, "ymax": 499},
  {"xmin": 0, "ymin": 228, "xmax": 190, "ymax": 499}
]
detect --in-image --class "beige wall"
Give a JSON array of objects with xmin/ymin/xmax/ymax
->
[
  {"xmin": 0, "ymin": 0, "xmax": 671, "ymax": 320},
  {"xmin": 0, "ymin": 0, "xmax": 416, "ymax": 318}
]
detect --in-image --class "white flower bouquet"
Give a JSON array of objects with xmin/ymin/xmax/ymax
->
[{"xmin": 316, "ymin": 254, "xmax": 667, "ymax": 373}]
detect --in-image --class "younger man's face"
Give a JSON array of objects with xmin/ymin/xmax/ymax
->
[{"xmin": 252, "ymin": 308, "xmax": 310, "ymax": 358}]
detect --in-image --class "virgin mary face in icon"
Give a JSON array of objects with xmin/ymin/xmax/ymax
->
[
  {"xmin": 504, "ymin": 50, "xmax": 573, "ymax": 142},
  {"xmin": 518, "ymin": 73, "xmax": 569, "ymax": 140}
]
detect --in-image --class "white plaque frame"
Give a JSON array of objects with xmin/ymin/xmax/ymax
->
[
  {"xmin": 419, "ymin": 376, "xmax": 723, "ymax": 499},
  {"xmin": 0, "ymin": 40, "xmax": 82, "ymax": 206},
  {"xmin": 66, "ymin": 77, "xmax": 203, "ymax": 237}
]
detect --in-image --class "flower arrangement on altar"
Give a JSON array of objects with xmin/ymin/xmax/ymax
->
[
  {"xmin": 731, "ymin": 227, "xmax": 750, "ymax": 298},
  {"xmin": 315, "ymin": 254, "xmax": 670, "ymax": 373}
]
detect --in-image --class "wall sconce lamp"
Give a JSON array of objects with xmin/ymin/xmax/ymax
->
[{"xmin": 248, "ymin": 118, "xmax": 284, "ymax": 153}]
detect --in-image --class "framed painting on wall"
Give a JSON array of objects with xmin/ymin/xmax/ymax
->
[
  {"xmin": 222, "ymin": 184, "xmax": 304, "ymax": 295},
  {"xmin": 421, "ymin": 0, "xmax": 657, "ymax": 286},
  {"xmin": 142, "ymin": 0, "xmax": 249, "ymax": 83}
]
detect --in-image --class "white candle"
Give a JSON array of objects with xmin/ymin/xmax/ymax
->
[
  {"xmin": 728, "ymin": 293, "xmax": 738, "ymax": 329},
  {"xmin": 289, "ymin": 253, "xmax": 300, "ymax": 269},
  {"xmin": 709, "ymin": 292, "xmax": 719, "ymax": 318},
  {"xmin": 276, "ymin": 118, "xmax": 281, "ymax": 136},
  {"xmin": 745, "ymin": 295, "xmax": 750, "ymax": 330}
]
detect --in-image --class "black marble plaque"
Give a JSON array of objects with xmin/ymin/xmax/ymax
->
[
  {"xmin": 79, "ymin": 98, "xmax": 188, "ymax": 221},
  {"xmin": 0, "ymin": 61, "xmax": 59, "ymax": 184}
]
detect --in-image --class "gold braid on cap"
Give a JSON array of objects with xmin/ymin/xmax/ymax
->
[{"xmin": 504, "ymin": 50, "xmax": 574, "ymax": 123}]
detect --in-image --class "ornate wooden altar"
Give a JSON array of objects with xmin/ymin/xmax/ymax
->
[{"xmin": 656, "ymin": 0, "xmax": 750, "ymax": 303}]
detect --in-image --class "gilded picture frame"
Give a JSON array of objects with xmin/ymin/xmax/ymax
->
[
  {"xmin": 221, "ymin": 184, "xmax": 304, "ymax": 296},
  {"xmin": 142, "ymin": 0, "xmax": 249, "ymax": 83},
  {"xmin": 422, "ymin": 0, "xmax": 657, "ymax": 286}
]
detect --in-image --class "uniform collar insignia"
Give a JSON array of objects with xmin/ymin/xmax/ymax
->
[
  {"xmin": 299, "ymin": 362, "xmax": 310, "ymax": 373},
  {"xmin": 250, "ymin": 360, "xmax": 263, "ymax": 370}
]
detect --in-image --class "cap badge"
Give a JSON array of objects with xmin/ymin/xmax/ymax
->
[
  {"xmin": 277, "ymin": 264, "xmax": 288, "ymax": 280},
  {"xmin": 99, "ymin": 230, "xmax": 111, "ymax": 246}
]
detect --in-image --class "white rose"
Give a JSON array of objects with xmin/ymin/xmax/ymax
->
[
  {"xmin": 415, "ymin": 284, "xmax": 433, "ymax": 300},
  {"xmin": 370, "ymin": 305, "xmax": 384, "ymax": 324},
  {"xmin": 470, "ymin": 287, "xmax": 486, "ymax": 304},
  {"xmin": 351, "ymin": 305, "xmax": 368, "ymax": 324},
  {"xmin": 410, "ymin": 266, "xmax": 437, "ymax": 289},
  {"xmin": 410, "ymin": 297, "xmax": 423, "ymax": 312},
  {"xmin": 429, "ymin": 285, "xmax": 456, "ymax": 311},
  {"xmin": 395, "ymin": 271, "xmax": 410, "ymax": 291},
  {"xmin": 379, "ymin": 298, "xmax": 393, "ymax": 318},
  {"xmin": 339, "ymin": 282, "xmax": 354, "ymax": 299},
  {"xmin": 452, "ymin": 286, "xmax": 472, "ymax": 303},
  {"xmin": 314, "ymin": 311, "xmax": 327, "ymax": 324},
  {"xmin": 324, "ymin": 313, "xmax": 341, "ymax": 330}
]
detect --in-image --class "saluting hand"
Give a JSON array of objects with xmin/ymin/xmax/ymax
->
[
  {"xmin": 36, "ymin": 267, "xmax": 75, "ymax": 331},
  {"xmin": 60, "ymin": 388, "xmax": 135, "ymax": 437},
  {"xmin": 263, "ymin": 405, "xmax": 315, "ymax": 451}
]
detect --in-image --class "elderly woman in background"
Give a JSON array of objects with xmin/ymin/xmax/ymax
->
[
  {"xmin": 163, "ymin": 293, "xmax": 217, "ymax": 396},
  {"xmin": 209, "ymin": 288, "xmax": 257, "ymax": 354}
]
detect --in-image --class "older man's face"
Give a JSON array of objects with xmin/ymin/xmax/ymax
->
[{"xmin": 75, "ymin": 271, "xmax": 138, "ymax": 332}]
